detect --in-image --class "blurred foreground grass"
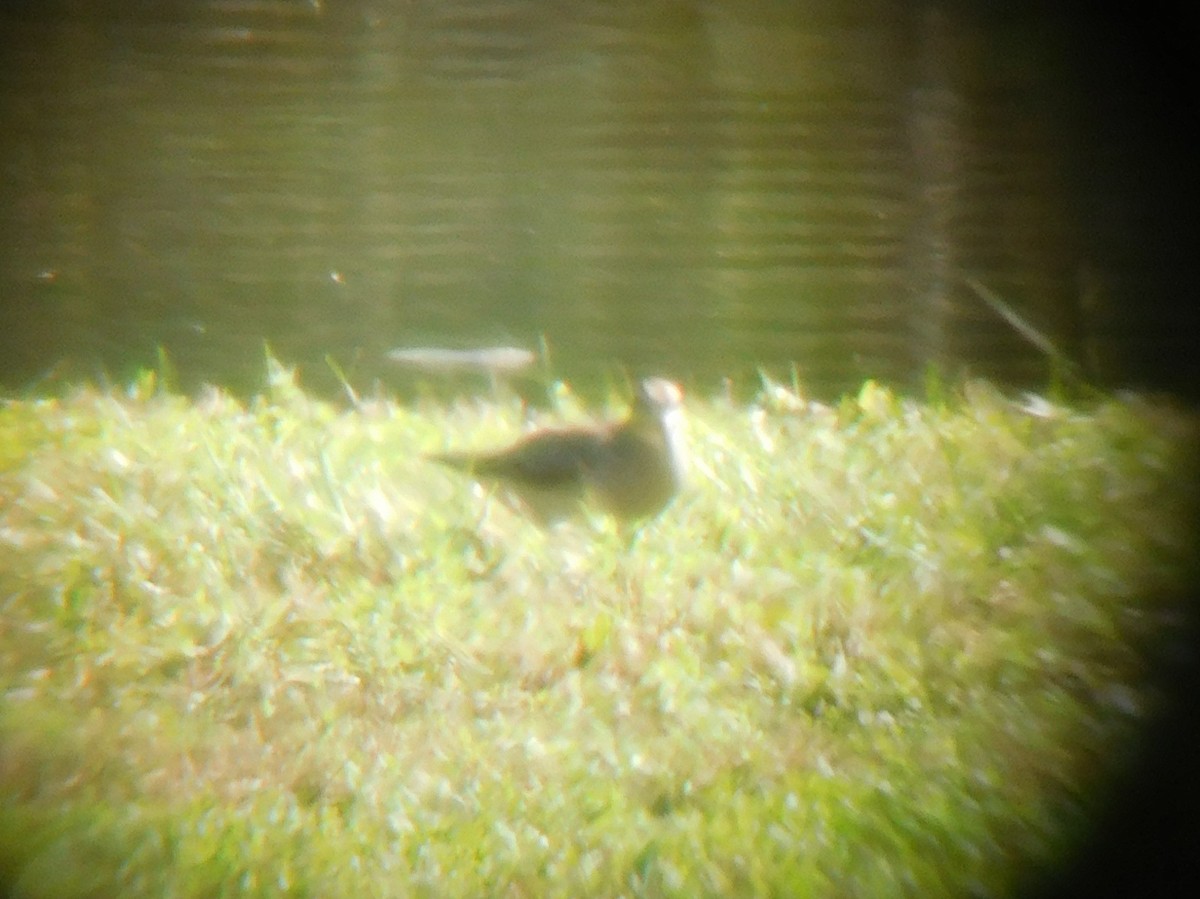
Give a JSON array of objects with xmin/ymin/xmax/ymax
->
[{"xmin": 1, "ymin": 360, "xmax": 1197, "ymax": 897}]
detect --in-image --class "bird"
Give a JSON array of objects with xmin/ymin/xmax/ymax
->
[{"xmin": 428, "ymin": 377, "xmax": 687, "ymax": 525}]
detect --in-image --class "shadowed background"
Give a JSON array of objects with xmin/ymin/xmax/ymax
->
[{"xmin": 1, "ymin": 0, "xmax": 1196, "ymax": 400}]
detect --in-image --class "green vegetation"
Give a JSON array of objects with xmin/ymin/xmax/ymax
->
[{"xmin": 1, "ymin": 359, "xmax": 1196, "ymax": 898}]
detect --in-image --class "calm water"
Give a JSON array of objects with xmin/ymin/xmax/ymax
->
[{"xmin": 1, "ymin": 1, "xmax": 1195, "ymax": 400}]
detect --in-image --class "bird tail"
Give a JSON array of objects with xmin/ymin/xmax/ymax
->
[
  {"xmin": 426, "ymin": 451, "xmax": 477, "ymax": 472},
  {"xmin": 427, "ymin": 451, "xmax": 515, "ymax": 478}
]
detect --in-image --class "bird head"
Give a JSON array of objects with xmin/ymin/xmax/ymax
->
[{"xmin": 633, "ymin": 377, "xmax": 684, "ymax": 418}]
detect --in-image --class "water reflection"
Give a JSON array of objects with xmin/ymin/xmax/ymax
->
[{"xmin": 0, "ymin": 1, "xmax": 1193, "ymax": 400}]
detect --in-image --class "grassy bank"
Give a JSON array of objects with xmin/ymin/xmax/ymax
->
[{"xmin": 1, "ymin": 361, "xmax": 1197, "ymax": 897}]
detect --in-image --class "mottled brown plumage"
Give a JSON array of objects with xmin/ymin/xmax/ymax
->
[{"xmin": 429, "ymin": 378, "xmax": 686, "ymax": 525}]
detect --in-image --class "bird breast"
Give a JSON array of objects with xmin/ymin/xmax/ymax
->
[{"xmin": 586, "ymin": 414, "xmax": 685, "ymax": 520}]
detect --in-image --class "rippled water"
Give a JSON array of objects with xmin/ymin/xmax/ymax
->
[{"xmin": 1, "ymin": 1, "xmax": 1194, "ymax": 400}]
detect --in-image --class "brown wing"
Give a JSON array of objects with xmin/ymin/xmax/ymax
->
[{"xmin": 430, "ymin": 428, "xmax": 604, "ymax": 490}]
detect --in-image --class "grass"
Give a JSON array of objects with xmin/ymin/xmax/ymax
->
[{"xmin": 1, "ymin": 358, "xmax": 1197, "ymax": 898}]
